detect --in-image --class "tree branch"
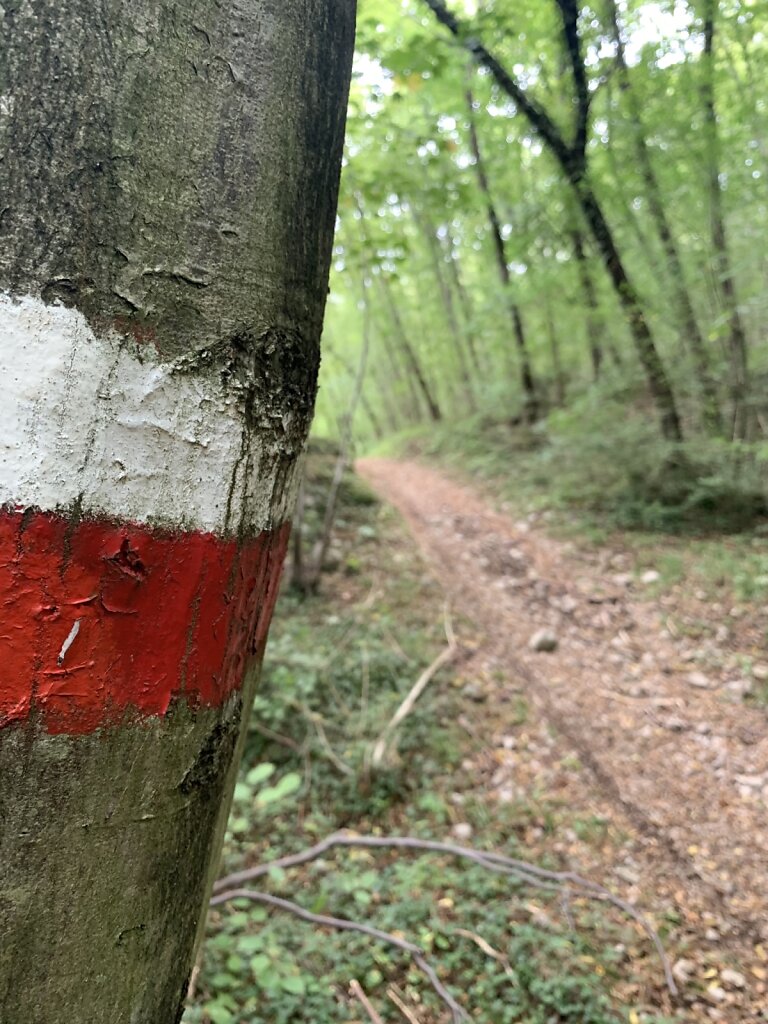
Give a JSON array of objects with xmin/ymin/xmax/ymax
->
[
  {"xmin": 554, "ymin": 0, "xmax": 590, "ymax": 163},
  {"xmin": 420, "ymin": 0, "xmax": 574, "ymax": 169},
  {"xmin": 213, "ymin": 831, "xmax": 677, "ymax": 994},
  {"xmin": 370, "ymin": 603, "xmax": 459, "ymax": 769},
  {"xmin": 210, "ymin": 888, "xmax": 470, "ymax": 1022}
]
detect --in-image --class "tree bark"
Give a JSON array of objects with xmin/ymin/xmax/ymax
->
[
  {"xmin": 377, "ymin": 273, "xmax": 443, "ymax": 423},
  {"xmin": 571, "ymin": 229, "xmax": 603, "ymax": 381},
  {"xmin": 466, "ymin": 89, "xmax": 540, "ymax": 423},
  {"xmin": 573, "ymin": 175, "xmax": 683, "ymax": 440},
  {"xmin": 441, "ymin": 227, "xmax": 483, "ymax": 375},
  {"xmin": 0, "ymin": 3, "xmax": 355, "ymax": 1021},
  {"xmin": 411, "ymin": 206, "xmax": 477, "ymax": 411},
  {"xmin": 607, "ymin": 0, "xmax": 723, "ymax": 433},
  {"xmin": 543, "ymin": 296, "xmax": 567, "ymax": 406},
  {"xmin": 702, "ymin": 0, "xmax": 751, "ymax": 440}
]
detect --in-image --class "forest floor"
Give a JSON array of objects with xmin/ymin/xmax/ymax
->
[{"xmin": 357, "ymin": 457, "xmax": 768, "ymax": 1024}]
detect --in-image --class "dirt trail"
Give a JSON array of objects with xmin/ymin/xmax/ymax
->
[{"xmin": 358, "ymin": 457, "xmax": 768, "ymax": 1022}]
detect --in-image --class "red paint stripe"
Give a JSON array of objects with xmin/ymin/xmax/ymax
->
[{"xmin": 0, "ymin": 510, "xmax": 289, "ymax": 734}]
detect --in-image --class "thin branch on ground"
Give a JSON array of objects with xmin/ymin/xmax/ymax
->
[
  {"xmin": 387, "ymin": 985, "xmax": 423, "ymax": 1024},
  {"xmin": 212, "ymin": 830, "xmax": 677, "ymax": 995},
  {"xmin": 370, "ymin": 603, "xmax": 459, "ymax": 769},
  {"xmin": 210, "ymin": 888, "xmax": 469, "ymax": 1022},
  {"xmin": 453, "ymin": 927, "xmax": 515, "ymax": 978},
  {"xmin": 249, "ymin": 721, "xmax": 302, "ymax": 753},
  {"xmin": 350, "ymin": 978, "xmax": 385, "ymax": 1024},
  {"xmin": 303, "ymin": 706, "xmax": 355, "ymax": 777}
]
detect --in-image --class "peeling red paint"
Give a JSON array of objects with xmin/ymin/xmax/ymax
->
[{"xmin": 0, "ymin": 510, "xmax": 290, "ymax": 734}]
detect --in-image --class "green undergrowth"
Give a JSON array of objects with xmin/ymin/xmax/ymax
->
[
  {"xmin": 184, "ymin": 444, "xmax": 679, "ymax": 1024},
  {"xmin": 375, "ymin": 395, "xmax": 768, "ymax": 536}
]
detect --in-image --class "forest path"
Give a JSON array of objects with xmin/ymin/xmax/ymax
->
[{"xmin": 358, "ymin": 457, "xmax": 768, "ymax": 1019}]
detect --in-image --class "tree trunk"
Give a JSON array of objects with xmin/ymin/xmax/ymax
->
[
  {"xmin": 0, "ymin": 3, "xmax": 355, "ymax": 1021},
  {"xmin": 466, "ymin": 89, "xmax": 540, "ymax": 423},
  {"xmin": 607, "ymin": 0, "xmax": 723, "ymax": 433},
  {"xmin": 571, "ymin": 229, "xmax": 604, "ymax": 381},
  {"xmin": 573, "ymin": 175, "xmax": 684, "ymax": 441},
  {"xmin": 378, "ymin": 274, "xmax": 443, "ymax": 423},
  {"xmin": 412, "ymin": 206, "xmax": 477, "ymax": 410},
  {"xmin": 702, "ymin": 0, "xmax": 751, "ymax": 440},
  {"xmin": 543, "ymin": 297, "xmax": 567, "ymax": 406},
  {"xmin": 441, "ymin": 227, "xmax": 483, "ymax": 375}
]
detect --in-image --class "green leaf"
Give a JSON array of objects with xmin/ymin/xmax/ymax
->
[
  {"xmin": 281, "ymin": 975, "xmax": 307, "ymax": 995},
  {"xmin": 246, "ymin": 762, "xmax": 276, "ymax": 787}
]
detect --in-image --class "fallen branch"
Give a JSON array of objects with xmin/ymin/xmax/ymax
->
[
  {"xmin": 350, "ymin": 978, "xmax": 385, "ymax": 1024},
  {"xmin": 213, "ymin": 831, "xmax": 677, "ymax": 995},
  {"xmin": 249, "ymin": 721, "xmax": 302, "ymax": 753},
  {"xmin": 453, "ymin": 927, "xmax": 514, "ymax": 978},
  {"xmin": 210, "ymin": 888, "xmax": 469, "ymax": 1022},
  {"xmin": 387, "ymin": 985, "xmax": 422, "ymax": 1024},
  {"xmin": 370, "ymin": 603, "xmax": 459, "ymax": 769}
]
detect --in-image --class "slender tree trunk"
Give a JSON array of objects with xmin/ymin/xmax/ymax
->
[
  {"xmin": 0, "ymin": 3, "xmax": 355, "ymax": 1021},
  {"xmin": 376, "ymin": 365, "xmax": 407, "ymax": 433},
  {"xmin": 441, "ymin": 228, "xmax": 483, "ymax": 375},
  {"xmin": 411, "ymin": 206, "xmax": 477, "ymax": 411},
  {"xmin": 543, "ymin": 297, "xmax": 567, "ymax": 406},
  {"xmin": 603, "ymin": 75, "xmax": 669, "ymax": 272},
  {"xmin": 607, "ymin": 0, "xmax": 722, "ymax": 433},
  {"xmin": 377, "ymin": 273, "xmax": 443, "ymax": 423},
  {"xmin": 353, "ymin": 191, "xmax": 441, "ymax": 425},
  {"xmin": 466, "ymin": 89, "xmax": 540, "ymax": 422},
  {"xmin": 377, "ymin": 323, "xmax": 420, "ymax": 427},
  {"xmin": 571, "ymin": 229, "xmax": 604, "ymax": 380},
  {"xmin": 326, "ymin": 344, "xmax": 384, "ymax": 439},
  {"xmin": 572, "ymin": 175, "xmax": 684, "ymax": 440},
  {"xmin": 702, "ymin": 0, "xmax": 751, "ymax": 440}
]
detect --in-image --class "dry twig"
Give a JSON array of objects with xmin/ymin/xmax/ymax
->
[
  {"xmin": 386, "ymin": 985, "xmax": 422, "ymax": 1024},
  {"xmin": 210, "ymin": 888, "xmax": 469, "ymax": 1022},
  {"xmin": 453, "ymin": 927, "xmax": 514, "ymax": 978},
  {"xmin": 349, "ymin": 978, "xmax": 385, "ymax": 1024},
  {"xmin": 370, "ymin": 603, "xmax": 458, "ymax": 769}
]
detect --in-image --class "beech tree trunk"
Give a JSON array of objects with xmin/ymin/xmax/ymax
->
[{"xmin": 0, "ymin": 3, "xmax": 355, "ymax": 1022}]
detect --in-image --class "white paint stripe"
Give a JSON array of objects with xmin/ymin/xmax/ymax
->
[
  {"xmin": 57, "ymin": 620, "xmax": 81, "ymax": 666},
  {"xmin": 0, "ymin": 294, "xmax": 299, "ymax": 534}
]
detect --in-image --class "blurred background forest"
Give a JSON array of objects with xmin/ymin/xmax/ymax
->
[
  {"xmin": 318, "ymin": 0, "xmax": 767, "ymax": 531},
  {"xmin": 185, "ymin": 3, "xmax": 768, "ymax": 1023}
]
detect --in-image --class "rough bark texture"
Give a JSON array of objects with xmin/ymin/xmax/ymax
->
[{"xmin": 0, "ymin": 2, "xmax": 356, "ymax": 1022}]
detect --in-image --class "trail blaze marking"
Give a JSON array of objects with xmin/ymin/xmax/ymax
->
[
  {"xmin": 0, "ymin": 294, "xmax": 296, "ymax": 736},
  {"xmin": 0, "ymin": 511, "xmax": 290, "ymax": 734}
]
